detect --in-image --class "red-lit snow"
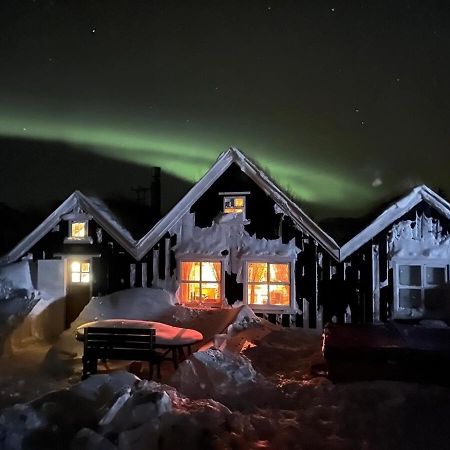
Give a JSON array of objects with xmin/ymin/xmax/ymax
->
[{"xmin": 1, "ymin": 288, "xmax": 450, "ymax": 449}]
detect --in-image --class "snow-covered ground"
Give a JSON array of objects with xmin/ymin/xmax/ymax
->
[{"xmin": 1, "ymin": 288, "xmax": 450, "ymax": 449}]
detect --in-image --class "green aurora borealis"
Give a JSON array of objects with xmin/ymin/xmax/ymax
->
[
  {"xmin": 1, "ymin": 0, "xmax": 448, "ymax": 218},
  {"xmin": 0, "ymin": 111, "xmax": 375, "ymax": 213}
]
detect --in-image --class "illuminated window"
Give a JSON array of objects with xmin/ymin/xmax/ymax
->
[
  {"xmin": 247, "ymin": 262, "xmax": 290, "ymax": 306},
  {"xmin": 179, "ymin": 261, "xmax": 222, "ymax": 305},
  {"xmin": 70, "ymin": 221, "xmax": 88, "ymax": 239},
  {"xmin": 223, "ymin": 196, "xmax": 246, "ymax": 216},
  {"xmin": 71, "ymin": 261, "xmax": 90, "ymax": 283}
]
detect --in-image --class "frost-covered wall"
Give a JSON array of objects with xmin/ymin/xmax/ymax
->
[
  {"xmin": 388, "ymin": 213, "xmax": 450, "ymax": 259},
  {"xmin": 171, "ymin": 212, "xmax": 300, "ymax": 283}
]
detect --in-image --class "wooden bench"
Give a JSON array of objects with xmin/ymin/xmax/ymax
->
[{"xmin": 82, "ymin": 326, "xmax": 162, "ymax": 380}]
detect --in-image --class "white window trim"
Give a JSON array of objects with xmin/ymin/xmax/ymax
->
[
  {"xmin": 177, "ymin": 257, "xmax": 225, "ymax": 307},
  {"xmin": 64, "ymin": 220, "xmax": 93, "ymax": 244},
  {"xmin": 392, "ymin": 258, "xmax": 449, "ymax": 317},
  {"xmin": 243, "ymin": 257, "xmax": 296, "ymax": 313},
  {"xmin": 223, "ymin": 196, "xmax": 246, "ymax": 218}
]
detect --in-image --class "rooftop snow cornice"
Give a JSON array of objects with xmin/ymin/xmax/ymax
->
[
  {"xmin": 0, "ymin": 190, "xmax": 138, "ymax": 264},
  {"xmin": 339, "ymin": 184, "xmax": 450, "ymax": 261},
  {"xmin": 135, "ymin": 147, "xmax": 340, "ymax": 260}
]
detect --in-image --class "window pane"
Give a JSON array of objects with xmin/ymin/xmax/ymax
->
[
  {"xmin": 201, "ymin": 283, "xmax": 221, "ymax": 303},
  {"xmin": 71, "ymin": 273, "xmax": 81, "ymax": 283},
  {"xmin": 71, "ymin": 222, "xmax": 86, "ymax": 238},
  {"xmin": 248, "ymin": 263, "xmax": 267, "ymax": 283},
  {"xmin": 269, "ymin": 263, "xmax": 290, "ymax": 283},
  {"xmin": 181, "ymin": 262, "xmax": 201, "ymax": 281},
  {"xmin": 180, "ymin": 282, "xmax": 200, "ymax": 303},
  {"xmin": 424, "ymin": 289, "xmax": 446, "ymax": 311},
  {"xmin": 81, "ymin": 262, "xmax": 90, "ymax": 273},
  {"xmin": 71, "ymin": 261, "xmax": 80, "ymax": 273},
  {"xmin": 224, "ymin": 196, "xmax": 245, "ymax": 214},
  {"xmin": 248, "ymin": 284, "xmax": 268, "ymax": 305},
  {"xmin": 399, "ymin": 266, "xmax": 421, "ymax": 286},
  {"xmin": 399, "ymin": 288, "xmax": 421, "ymax": 308},
  {"xmin": 426, "ymin": 267, "xmax": 446, "ymax": 286},
  {"xmin": 81, "ymin": 273, "xmax": 90, "ymax": 283},
  {"xmin": 269, "ymin": 285, "xmax": 290, "ymax": 306},
  {"xmin": 201, "ymin": 262, "xmax": 221, "ymax": 282}
]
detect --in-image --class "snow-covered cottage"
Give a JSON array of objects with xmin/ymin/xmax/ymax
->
[
  {"xmin": 2, "ymin": 148, "xmax": 450, "ymax": 333},
  {"xmin": 339, "ymin": 185, "xmax": 450, "ymax": 322},
  {"xmin": 0, "ymin": 192, "xmax": 157, "ymax": 329},
  {"xmin": 0, "ymin": 148, "xmax": 340, "ymax": 331},
  {"xmin": 136, "ymin": 148, "xmax": 340, "ymax": 326}
]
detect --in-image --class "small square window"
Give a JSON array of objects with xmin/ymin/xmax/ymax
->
[
  {"xmin": 71, "ymin": 222, "xmax": 87, "ymax": 238},
  {"xmin": 70, "ymin": 261, "xmax": 90, "ymax": 284},
  {"xmin": 223, "ymin": 196, "xmax": 246, "ymax": 216}
]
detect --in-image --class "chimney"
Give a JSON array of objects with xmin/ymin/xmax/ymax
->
[{"xmin": 151, "ymin": 167, "xmax": 161, "ymax": 218}]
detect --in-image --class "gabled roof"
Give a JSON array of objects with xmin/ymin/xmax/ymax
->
[
  {"xmin": 0, "ymin": 191, "xmax": 138, "ymax": 264},
  {"xmin": 340, "ymin": 185, "xmax": 450, "ymax": 260},
  {"xmin": 135, "ymin": 147, "xmax": 340, "ymax": 260}
]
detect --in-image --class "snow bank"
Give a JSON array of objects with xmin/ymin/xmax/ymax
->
[
  {"xmin": 72, "ymin": 288, "xmax": 176, "ymax": 328},
  {"xmin": 0, "ymin": 261, "xmax": 35, "ymax": 294},
  {"xmin": 0, "ymin": 372, "xmax": 234, "ymax": 450}
]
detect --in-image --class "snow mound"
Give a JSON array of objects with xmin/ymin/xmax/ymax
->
[
  {"xmin": 0, "ymin": 261, "xmax": 35, "ymax": 294},
  {"xmin": 0, "ymin": 372, "xmax": 234, "ymax": 450},
  {"xmin": 170, "ymin": 349, "xmax": 280, "ymax": 410},
  {"xmin": 72, "ymin": 288, "xmax": 176, "ymax": 328}
]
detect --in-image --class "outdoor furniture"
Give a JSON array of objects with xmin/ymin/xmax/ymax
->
[
  {"xmin": 82, "ymin": 326, "xmax": 161, "ymax": 380},
  {"xmin": 77, "ymin": 319, "xmax": 203, "ymax": 377},
  {"xmin": 323, "ymin": 321, "xmax": 450, "ymax": 385}
]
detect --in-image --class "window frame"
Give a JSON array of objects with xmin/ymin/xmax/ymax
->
[
  {"xmin": 244, "ymin": 259, "xmax": 296, "ymax": 312},
  {"xmin": 64, "ymin": 220, "xmax": 93, "ymax": 244},
  {"xmin": 70, "ymin": 260, "xmax": 91, "ymax": 284},
  {"xmin": 177, "ymin": 258, "xmax": 225, "ymax": 307},
  {"xmin": 392, "ymin": 259, "xmax": 449, "ymax": 317},
  {"xmin": 223, "ymin": 195, "xmax": 246, "ymax": 217}
]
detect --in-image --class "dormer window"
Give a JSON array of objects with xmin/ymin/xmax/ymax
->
[
  {"xmin": 64, "ymin": 220, "xmax": 93, "ymax": 244},
  {"xmin": 62, "ymin": 209, "xmax": 93, "ymax": 244},
  {"xmin": 220, "ymin": 191, "xmax": 249, "ymax": 218},
  {"xmin": 71, "ymin": 221, "xmax": 88, "ymax": 239}
]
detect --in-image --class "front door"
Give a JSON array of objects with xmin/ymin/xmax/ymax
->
[{"xmin": 66, "ymin": 258, "xmax": 92, "ymax": 327}]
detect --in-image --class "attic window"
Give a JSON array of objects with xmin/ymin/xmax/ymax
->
[
  {"xmin": 71, "ymin": 221, "xmax": 87, "ymax": 238},
  {"xmin": 65, "ymin": 220, "xmax": 93, "ymax": 243},
  {"xmin": 220, "ymin": 191, "xmax": 249, "ymax": 217}
]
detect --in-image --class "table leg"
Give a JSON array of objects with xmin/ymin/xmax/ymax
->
[{"xmin": 172, "ymin": 348, "xmax": 179, "ymax": 369}]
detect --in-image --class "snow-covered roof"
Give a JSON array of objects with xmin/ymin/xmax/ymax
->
[
  {"xmin": 0, "ymin": 191, "xmax": 138, "ymax": 264},
  {"xmin": 340, "ymin": 185, "xmax": 450, "ymax": 260},
  {"xmin": 135, "ymin": 147, "xmax": 340, "ymax": 260}
]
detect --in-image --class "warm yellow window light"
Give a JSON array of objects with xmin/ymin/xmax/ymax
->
[
  {"xmin": 71, "ymin": 261, "xmax": 90, "ymax": 283},
  {"xmin": 179, "ymin": 261, "xmax": 221, "ymax": 305},
  {"xmin": 247, "ymin": 262, "xmax": 290, "ymax": 306},
  {"xmin": 71, "ymin": 222, "xmax": 87, "ymax": 238},
  {"xmin": 223, "ymin": 196, "xmax": 245, "ymax": 215}
]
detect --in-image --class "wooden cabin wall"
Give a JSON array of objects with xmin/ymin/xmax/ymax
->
[
  {"xmin": 26, "ymin": 218, "xmax": 139, "ymax": 296},
  {"xmin": 192, "ymin": 163, "xmax": 282, "ymax": 239},
  {"xmin": 141, "ymin": 164, "xmax": 339, "ymax": 328},
  {"xmin": 340, "ymin": 200, "xmax": 450, "ymax": 324}
]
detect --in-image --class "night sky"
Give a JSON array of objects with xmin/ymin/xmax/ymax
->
[{"xmin": 0, "ymin": 0, "xmax": 449, "ymax": 218}]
